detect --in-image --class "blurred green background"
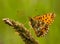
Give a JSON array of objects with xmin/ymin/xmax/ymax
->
[{"xmin": 0, "ymin": 0, "xmax": 60, "ymax": 44}]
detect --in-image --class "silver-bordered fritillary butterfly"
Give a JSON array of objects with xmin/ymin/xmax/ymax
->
[{"xmin": 29, "ymin": 13, "xmax": 56, "ymax": 37}]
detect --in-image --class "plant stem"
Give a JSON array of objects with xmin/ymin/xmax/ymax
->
[{"xmin": 3, "ymin": 18, "xmax": 39, "ymax": 44}]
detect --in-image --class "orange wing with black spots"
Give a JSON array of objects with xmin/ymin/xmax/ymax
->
[{"xmin": 34, "ymin": 13, "xmax": 55, "ymax": 25}]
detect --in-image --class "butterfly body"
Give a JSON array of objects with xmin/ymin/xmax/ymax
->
[{"xmin": 29, "ymin": 13, "xmax": 55, "ymax": 37}]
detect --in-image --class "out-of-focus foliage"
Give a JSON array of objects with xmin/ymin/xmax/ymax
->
[{"xmin": 0, "ymin": 0, "xmax": 60, "ymax": 44}]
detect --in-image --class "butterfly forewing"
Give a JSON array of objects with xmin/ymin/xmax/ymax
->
[{"xmin": 34, "ymin": 13, "xmax": 55, "ymax": 25}]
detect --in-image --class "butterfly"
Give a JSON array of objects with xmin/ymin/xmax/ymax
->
[{"xmin": 29, "ymin": 13, "xmax": 56, "ymax": 37}]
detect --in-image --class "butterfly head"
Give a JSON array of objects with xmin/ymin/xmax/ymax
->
[{"xmin": 29, "ymin": 17, "xmax": 38, "ymax": 28}]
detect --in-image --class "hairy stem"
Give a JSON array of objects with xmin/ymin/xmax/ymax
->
[{"xmin": 3, "ymin": 18, "xmax": 39, "ymax": 44}]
